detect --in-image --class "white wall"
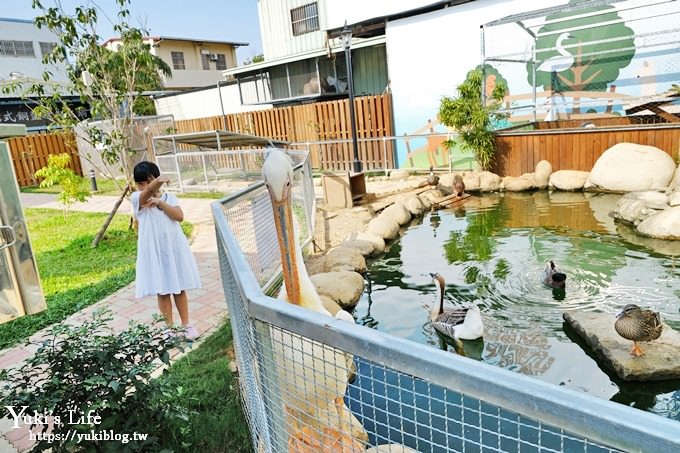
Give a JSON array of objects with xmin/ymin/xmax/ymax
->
[
  {"xmin": 154, "ymin": 83, "xmax": 272, "ymax": 121},
  {"xmin": 258, "ymin": 0, "xmax": 328, "ymax": 60},
  {"xmin": 325, "ymin": 0, "xmax": 437, "ymax": 29}
]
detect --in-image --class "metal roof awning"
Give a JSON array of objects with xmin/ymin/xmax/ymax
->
[{"xmin": 152, "ymin": 130, "xmax": 288, "ymax": 152}]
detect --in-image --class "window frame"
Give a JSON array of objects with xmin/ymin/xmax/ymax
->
[
  {"xmin": 171, "ymin": 51, "xmax": 185, "ymax": 70},
  {"xmin": 215, "ymin": 54, "xmax": 227, "ymax": 71},
  {"xmin": 39, "ymin": 42, "xmax": 57, "ymax": 58},
  {"xmin": 0, "ymin": 40, "xmax": 36, "ymax": 57},
  {"xmin": 290, "ymin": 2, "xmax": 320, "ymax": 37}
]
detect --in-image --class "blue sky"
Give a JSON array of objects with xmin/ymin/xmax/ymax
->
[{"xmin": 1, "ymin": 0, "xmax": 263, "ymax": 64}]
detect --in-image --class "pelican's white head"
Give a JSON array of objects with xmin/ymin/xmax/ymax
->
[{"xmin": 262, "ymin": 148, "xmax": 294, "ymax": 203}]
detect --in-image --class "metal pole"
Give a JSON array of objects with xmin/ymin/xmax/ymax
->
[
  {"xmin": 532, "ymin": 44, "xmax": 538, "ymax": 123},
  {"xmin": 344, "ymin": 43, "xmax": 362, "ymax": 173},
  {"xmin": 480, "ymin": 25, "xmax": 487, "ymax": 105},
  {"xmin": 217, "ymin": 81, "xmax": 227, "ymax": 131}
]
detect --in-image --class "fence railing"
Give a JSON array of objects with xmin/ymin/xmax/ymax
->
[
  {"xmin": 7, "ymin": 131, "xmax": 81, "ymax": 187},
  {"xmin": 212, "ymin": 149, "xmax": 680, "ymax": 453}
]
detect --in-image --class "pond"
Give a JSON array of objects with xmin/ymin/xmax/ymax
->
[{"xmin": 354, "ymin": 191, "xmax": 680, "ymax": 422}]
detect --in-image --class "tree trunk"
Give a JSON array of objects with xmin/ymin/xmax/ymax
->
[{"xmin": 91, "ymin": 184, "xmax": 130, "ymax": 248}]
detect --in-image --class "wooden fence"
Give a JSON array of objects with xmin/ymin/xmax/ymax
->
[
  {"xmin": 173, "ymin": 94, "xmax": 395, "ymax": 171},
  {"xmin": 7, "ymin": 131, "xmax": 81, "ymax": 187},
  {"xmin": 494, "ymin": 121, "xmax": 680, "ymax": 177}
]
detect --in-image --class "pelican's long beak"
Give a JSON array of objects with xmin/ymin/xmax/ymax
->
[{"xmin": 267, "ymin": 181, "xmax": 301, "ymax": 305}]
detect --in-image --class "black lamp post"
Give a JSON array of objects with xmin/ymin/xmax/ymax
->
[{"xmin": 340, "ymin": 21, "xmax": 362, "ymax": 174}]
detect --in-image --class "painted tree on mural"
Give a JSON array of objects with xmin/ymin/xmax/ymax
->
[{"xmin": 526, "ymin": 0, "xmax": 635, "ymax": 113}]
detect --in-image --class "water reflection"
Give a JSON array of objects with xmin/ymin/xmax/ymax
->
[{"xmin": 355, "ymin": 192, "xmax": 680, "ymax": 421}]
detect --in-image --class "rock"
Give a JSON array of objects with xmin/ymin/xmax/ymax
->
[
  {"xmin": 616, "ymin": 222, "xmax": 680, "ymax": 255},
  {"xmin": 585, "ymin": 142, "xmax": 676, "ymax": 192},
  {"xmin": 463, "ymin": 172, "xmax": 481, "ymax": 191},
  {"xmin": 304, "ymin": 255, "xmax": 326, "ymax": 276},
  {"xmin": 611, "ymin": 197, "xmax": 659, "ymax": 226},
  {"xmin": 503, "ymin": 173, "xmax": 536, "ymax": 191},
  {"xmin": 534, "ymin": 160, "xmax": 553, "ymax": 189},
  {"xmin": 637, "ymin": 206, "xmax": 680, "ymax": 239},
  {"xmin": 438, "ymin": 173, "xmax": 456, "ymax": 194},
  {"xmin": 319, "ymin": 295, "xmax": 342, "ymax": 316},
  {"xmin": 420, "ymin": 189, "xmax": 444, "ymax": 203},
  {"xmin": 417, "ymin": 195, "xmax": 432, "ymax": 210},
  {"xmin": 382, "ymin": 203, "xmax": 412, "ymax": 226},
  {"xmin": 549, "ymin": 170, "xmax": 590, "ymax": 191},
  {"xmin": 563, "ymin": 311, "xmax": 680, "ymax": 381},
  {"xmin": 670, "ymin": 192, "xmax": 680, "ymax": 207},
  {"xmin": 310, "ymin": 271, "xmax": 365, "ymax": 310},
  {"xmin": 389, "ymin": 169, "xmax": 410, "ymax": 181},
  {"xmin": 621, "ymin": 191, "xmax": 669, "ymax": 210},
  {"xmin": 401, "ymin": 194, "xmax": 426, "ymax": 216},
  {"xmin": 479, "ymin": 171, "xmax": 502, "ymax": 192},
  {"xmin": 341, "ymin": 238, "xmax": 375, "ymax": 256},
  {"xmin": 324, "ymin": 246, "xmax": 366, "ymax": 273},
  {"xmin": 344, "ymin": 232, "xmax": 385, "ymax": 254},
  {"xmin": 367, "ymin": 215, "xmax": 400, "ymax": 240}
]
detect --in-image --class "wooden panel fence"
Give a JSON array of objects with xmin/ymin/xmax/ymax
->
[
  {"xmin": 7, "ymin": 131, "xmax": 81, "ymax": 187},
  {"xmin": 493, "ymin": 123, "xmax": 680, "ymax": 177},
  {"xmin": 173, "ymin": 94, "xmax": 395, "ymax": 171}
]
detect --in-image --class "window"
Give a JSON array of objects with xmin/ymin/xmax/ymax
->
[
  {"xmin": 39, "ymin": 42, "xmax": 57, "ymax": 57},
  {"xmin": 0, "ymin": 40, "xmax": 35, "ymax": 57},
  {"xmin": 291, "ymin": 2, "xmax": 319, "ymax": 36},
  {"xmin": 201, "ymin": 53, "xmax": 210, "ymax": 70},
  {"xmin": 215, "ymin": 54, "xmax": 227, "ymax": 71},
  {"xmin": 171, "ymin": 51, "xmax": 185, "ymax": 70}
]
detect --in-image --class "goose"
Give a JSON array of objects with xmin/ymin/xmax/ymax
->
[
  {"xmin": 429, "ymin": 273, "xmax": 483, "ymax": 340},
  {"xmin": 427, "ymin": 166, "xmax": 439, "ymax": 188},
  {"xmin": 614, "ymin": 304, "xmax": 663, "ymax": 357},
  {"xmin": 542, "ymin": 261, "xmax": 566, "ymax": 288},
  {"xmin": 453, "ymin": 174, "xmax": 465, "ymax": 197},
  {"xmin": 262, "ymin": 149, "xmax": 366, "ymax": 446}
]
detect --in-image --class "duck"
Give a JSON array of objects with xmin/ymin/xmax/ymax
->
[
  {"xmin": 453, "ymin": 174, "xmax": 465, "ymax": 197},
  {"xmin": 429, "ymin": 273, "xmax": 484, "ymax": 340},
  {"xmin": 542, "ymin": 260, "xmax": 566, "ymax": 288},
  {"xmin": 614, "ymin": 304, "xmax": 663, "ymax": 357},
  {"xmin": 427, "ymin": 166, "xmax": 439, "ymax": 188}
]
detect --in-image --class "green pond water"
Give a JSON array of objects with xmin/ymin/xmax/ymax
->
[{"xmin": 354, "ymin": 191, "xmax": 680, "ymax": 422}]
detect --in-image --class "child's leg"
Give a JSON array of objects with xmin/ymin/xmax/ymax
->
[
  {"xmin": 173, "ymin": 291, "xmax": 190, "ymax": 326},
  {"xmin": 157, "ymin": 294, "xmax": 174, "ymax": 325}
]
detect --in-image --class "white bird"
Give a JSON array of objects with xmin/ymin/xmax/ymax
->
[
  {"xmin": 537, "ymin": 32, "xmax": 575, "ymax": 74},
  {"xmin": 261, "ymin": 149, "xmax": 365, "ymax": 449},
  {"xmin": 429, "ymin": 273, "xmax": 484, "ymax": 341}
]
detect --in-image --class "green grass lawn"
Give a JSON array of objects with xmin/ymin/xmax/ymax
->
[
  {"xmin": 162, "ymin": 321, "xmax": 251, "ymax": 452},
  {"xmin": 0, "ymin": 209, "xmax": 192, "ymax": 349},
  {"xmin": 21, "ymin": 179, "xmax": 225, "ymax": 199}
]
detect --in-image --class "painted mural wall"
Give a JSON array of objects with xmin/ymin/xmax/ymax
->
[{"xmin": 386, "ymin": 0, "xmax": 680, "ymax": 168}]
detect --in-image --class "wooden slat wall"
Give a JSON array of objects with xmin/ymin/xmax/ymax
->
[
  {"xmin": 173, "ymin": 94, "xmax": 395, "ymax": 171},
  {"xmin": 493, "ymin": 125, "xmax": 680, "ymax": 177},
  {"xmin": 7, "ymin": 131, "xmax": 81, "ymax": 187}
]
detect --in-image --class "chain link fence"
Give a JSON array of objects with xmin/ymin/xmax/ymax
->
[{"xmin": 212, "ymin": 149, "xmax": 680, "ymax": 452}]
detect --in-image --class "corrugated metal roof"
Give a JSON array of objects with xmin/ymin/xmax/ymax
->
[{"xmin": 153, "ymin": 130, "xmax": 288, "ymax": 152}]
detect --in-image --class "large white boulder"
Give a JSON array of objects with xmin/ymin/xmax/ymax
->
[
  {"xmin": 310, "ymin": 271, "xmax": 365, "ymax": 310},
  {"xmin": 344, "ymin": 231, "xmax": 385, "ymax": 254},
  {"xmin": 549, "ymin": 170, "xmax": 590, "ymax": 191},
  {"xmin": 479, "ymin": 171, "xmax": 502, "ymax": 192},
  {"xmin": 324, "ymin": 246, "xmax": 366, "ymax": 273},
  {"xmin": 401, "ymin": 194, "xmax": 426, "ymax": 216},
  {"xmin": 503, "ymin": 173, "xmax": 536, "ymax": 191},
  {"xmin": 367, "ymin": 216, "xmax": 400, "ymax": 240},
  {"xmin": 382, "ymin": 203, "xmax": 412, "ymax": 226},
  {"xmin": 463, "ymin": 172, "xmax": 481, "ymax": 191},
  {"xmin": 585, "ymin": 143, "xmax": 675, "ymax": 192},
  {"xmin": 611, "ymin": 198, "xmax": 659, "ymax": 225},
  {"xmin": 534, "ymin": 160, "xmax": 553, "ymax": 189},
  {"xmin": 637, "ymin": 206, "xmax": 680, "ymax": 239}
]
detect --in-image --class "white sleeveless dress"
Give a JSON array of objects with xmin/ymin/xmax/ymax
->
[{"xmin": 131, "ymin": 191, "xmax": 201, "ymax": 297}]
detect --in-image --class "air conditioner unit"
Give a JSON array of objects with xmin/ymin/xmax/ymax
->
[{"xmin": 209, "ymin": 53, "xmax": 218, "ymax": 61}]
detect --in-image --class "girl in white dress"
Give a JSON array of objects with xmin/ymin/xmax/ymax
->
[{"xmin": 131, "ymin": 161, "xmax": 201, "ymax": 340}]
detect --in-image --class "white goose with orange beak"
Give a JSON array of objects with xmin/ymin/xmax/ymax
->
[{"xmin": 262, "ymin": 149, "xmax": 364, "ymax": 447}]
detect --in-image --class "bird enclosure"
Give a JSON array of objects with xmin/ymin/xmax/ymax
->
[
  {"xmin": 482, "ymin": 0, "xmax": 680, "ymax": 125},
  {"xmin": 213, "ymin": 150, "xmax": 680, "ymax": 452}
]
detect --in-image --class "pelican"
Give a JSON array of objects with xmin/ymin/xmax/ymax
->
[
  {"xmin": 542, "ymin": 261, "xmax": 566, "ymax": 288},
  {"xmin": 429, "ymin": 273, "xmax": 484, "ymax": 340},
  {"xmin": 537, "ymin": 33, "xmax": 575, "ymax": 74},
  {"xmin": 262, "ymin": 149, "xmax": 366, "ymax": 447}
]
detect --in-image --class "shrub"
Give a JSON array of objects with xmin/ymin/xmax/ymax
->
[
  {"xmin": 34, "ymin": 153, "xmax": 90, "ymax": 210},
  {"xmin": 438, "ymin": 68, "xmax": 509, "ymax": 171},
  {"xmin": 0, "ymin": 309, "xmax": 191, "ymax": 452}
]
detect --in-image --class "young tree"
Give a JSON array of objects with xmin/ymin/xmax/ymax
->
[{"xmin": 27, "ymin": 0, "xmax": 171, "ymax": 246}]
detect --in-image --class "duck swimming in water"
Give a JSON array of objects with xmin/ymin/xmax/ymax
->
[
  {"xmin": 614, "ymin": 304, "xmax": 663, "ymax": 357},
  {"xmin": 542, "ymin": 260, "xmax": 566, "ymax": 288},
  {"xmin": 429, "ymin": 273, "xmax": 484, "ymax": 340}
]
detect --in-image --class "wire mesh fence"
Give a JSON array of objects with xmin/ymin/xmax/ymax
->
[{"xmin": 212, "ymin": 148, "xmax": 680, "ymax": 452}]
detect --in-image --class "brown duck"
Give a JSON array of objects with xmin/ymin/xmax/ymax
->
[
  {"xmin": 453, "ymin": 174, "xmax": 465, "ymax": 197},
  {"xmin": 614, "ymin": 304, "xmax": 663, "ymax": 357},
  {"xmin": 427, "ymin": 166, "xmax": 439, "ymax": 188}
]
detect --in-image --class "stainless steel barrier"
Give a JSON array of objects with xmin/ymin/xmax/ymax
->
[{"xmin": 212, "ymin": 150, "xmax": 680, "ymax": 453}]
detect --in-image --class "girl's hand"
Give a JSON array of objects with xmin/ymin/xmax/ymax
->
[
  {"xmin": 144, "ymin": 197, "xmax": 161, "ymax": 208},
  {"xmin": 157, "ymin": 175, "xmax": 171, "ymax": 184}
]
